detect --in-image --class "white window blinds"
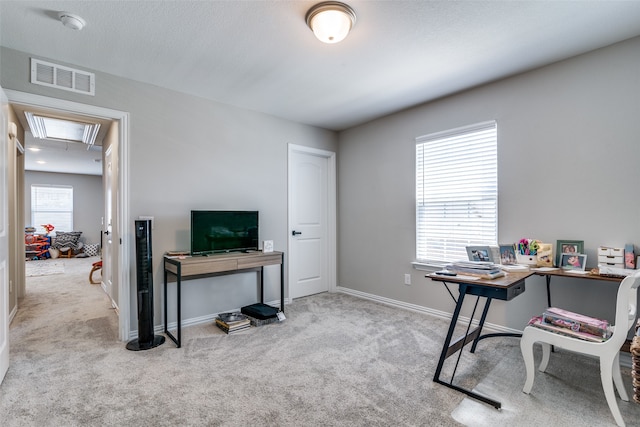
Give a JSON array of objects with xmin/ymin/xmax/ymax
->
[
  {"xmin": 31, "ymin": 185, "xmax": 74, "ymax": 232},
  {"xmin": 416, "ymin": 121, "xmax": 497, "ymax": 263}
]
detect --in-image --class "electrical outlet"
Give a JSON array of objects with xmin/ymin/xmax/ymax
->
[{"xmin": 404, "ymin": 274, "xmax": 411, "ymax": 285}]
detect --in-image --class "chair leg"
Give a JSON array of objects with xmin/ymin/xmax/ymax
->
[
  {"xmin": 520, "ymin": 333, "xmax": 536, "ymax": 394},
  {"xmin": 612, "ymin": 352, "xmax": 629, "ymax": 401},
  {"xmin": 600, "ymin": 356, "xmax": 626, "ymax": 427},
  {"xmin": 539, "ymin": 342, "xmax": 551, "ymax": 372},
  {"xmin": 89, "ymin": 266, "xmax": 101, "ymax": 284}
]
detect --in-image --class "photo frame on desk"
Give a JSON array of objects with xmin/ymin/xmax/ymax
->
[
  {"xmin": 556, "ymin": 240, "xmax": 584, "ymax": 266},
  {"xmin": 499, "ymin": 244, "xmax": 517, "ymax": 265},
  {"xmin": 466, "ymin": 245, "xmax": 495, "ymax": 263},
  {"xmin": 536, "ymin": 243, "xmax": 554, "ymax": 267},
  {"xmin": 560, "ymin": 253, "xmax": 587, "ymax": 271}
]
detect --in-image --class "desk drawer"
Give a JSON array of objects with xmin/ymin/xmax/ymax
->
[
  {"xmin": 467, "ymin": 281, "xmax": 525, "ymax": 301},
  {"xmin": 238, "ymin": 253, "xmax": 282, "ymax": 269},
  {"xmin": 598, "ymin": 255, "xmax": 624, "ymax": 265},
  {"xmin": 175, "ymin": 259, "xmax": 238, "ymax": 277}
]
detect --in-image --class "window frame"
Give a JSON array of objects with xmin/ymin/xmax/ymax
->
[
  {"xmin": 415, "ymin": 121, "xmax": 498, "ymax": 265},
  {"xmin": 30, "ymin": 184, "xmax": 74, "ymax": 233}
]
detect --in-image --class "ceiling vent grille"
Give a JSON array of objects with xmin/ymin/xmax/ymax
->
[{"xmin": 30, "ymin": 58, "xmax": 95, "ymax": 96}]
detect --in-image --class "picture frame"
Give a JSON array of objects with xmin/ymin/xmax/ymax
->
[
  {"xmin": 536, "ymin": 243, "xmax": 554, "ymax": 267},
  {"xmin": 499, "ymin": 244, "xmax": 517, "ymax": 265},
  {"xmin": 466, "ymin": 245, "xmax": 495, "ymax": 263},
  {"xmin": 560, "ymin": 253, "xmax": 587, "ymax": 271},
  {"xmin": 555, "ymin": 240, "xmax": 584, "ymax": 266}
]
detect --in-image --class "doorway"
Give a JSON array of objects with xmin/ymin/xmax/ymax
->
[
  {"xmin": 287, "ymin": 144, "xmax": 336, "ymax": 300},
  {"xmin": 5, "ymin": 89, "xmax": 131, "ymax": 341}
]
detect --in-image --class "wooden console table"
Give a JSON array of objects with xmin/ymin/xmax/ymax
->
[{"xmin": 163, "ymin": 251, "xmax": 284, "ymax": 348}]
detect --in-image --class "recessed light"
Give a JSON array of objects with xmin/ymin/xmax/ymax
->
[
  {"xmin": 36, "ymin": 160, "xmax": 46, "ymax": 164},
  {"xmin": 28, "ymin": 147, "xmax": 41, "ymax": 152}
]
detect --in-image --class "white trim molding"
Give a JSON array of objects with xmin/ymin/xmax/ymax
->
[{"xmin": 5, "ymin": 89, "xmax": 131, "ymax": 341}]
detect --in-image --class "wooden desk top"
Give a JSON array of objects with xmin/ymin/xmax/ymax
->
[
  {"xmin": 531, "ymin": 267, "xmax": 624, "ymax": 282},
  {"xmin": 164, "ymin": 251, "xmax": 283, "ymax": 278},
  {"xmin": 428, "ymin": 271, "xmax": 534, "ymax": 289}
]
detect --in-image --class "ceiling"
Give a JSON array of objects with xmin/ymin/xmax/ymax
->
[{"xmin": 3, "ymin": 1, "xmax": 640, "ymax": 173}]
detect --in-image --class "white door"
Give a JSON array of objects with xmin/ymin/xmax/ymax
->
[
  {"xmin": 288, "ymin": 145, "xmax": 336, "ymax": 299},
  {"xmin": 0, "ymin": 86, "xmax": 10, "ymax": 384}
]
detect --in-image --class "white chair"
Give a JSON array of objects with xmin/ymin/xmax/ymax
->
[{"xmin": 520, "ymin": 271, "xmax": 640, "ymax": 427}]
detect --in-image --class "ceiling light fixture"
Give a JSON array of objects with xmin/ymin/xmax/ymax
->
[
  {"xmin": 58, "ymin": 11, "xmax": 86, "ymax": 30},
  {"xmin": 306, "ymin": 1, "xmax": 356, "ymax": 44}
]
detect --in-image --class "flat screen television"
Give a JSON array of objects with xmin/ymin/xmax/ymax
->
[{"xmin": 190, "ymin": 210, "xmax": 259, "ymax": 256}]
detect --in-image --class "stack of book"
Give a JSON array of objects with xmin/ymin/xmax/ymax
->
[
  {"xmin": 529, "ymin": 307, "xmax": 611, "ymax": 342},
  {"xmin": 215, "ymin": 312, "xmax": 251, "ymax": 334},
  {"xmin": 445, "ymin": 261, "xmax": 505, "ymax": 279}
]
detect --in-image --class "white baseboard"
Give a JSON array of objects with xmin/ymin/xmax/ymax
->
[
  {"xmin": 335, "ymin": 286, "xmax": 522, "ymax": 335},
  {"xmin": 9, "ymin": 304, "xmax": 17, "ymax": 324}
]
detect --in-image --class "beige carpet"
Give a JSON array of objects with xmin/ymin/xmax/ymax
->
[
  {"xmin": 3, "ymin": 256, "xmax": 640, "ymax": 426},
  {"xmin": 25, "ymin": 259, "xmax": 65, "ymax": 277},
  {"xmin": 452, "ymin": 345, "xmax": 640, "ymax": 426}
]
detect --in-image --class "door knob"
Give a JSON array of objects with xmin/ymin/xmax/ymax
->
[{"xmin": 292, "ymin": 230, "xmax": 302, "ymax": 236}]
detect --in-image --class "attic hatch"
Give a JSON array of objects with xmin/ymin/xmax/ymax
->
[
  {"xmin": 25, "ymin": 111, "xmax": 101, "ymax": 150},
  {"xmin": 30, "ymin": 58, "xmax": 95, "ymax": 96}
]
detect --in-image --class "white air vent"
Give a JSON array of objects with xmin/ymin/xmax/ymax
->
[{"xmin": 30, "ymin": 58, "xmax": 95, "ymax": 96}]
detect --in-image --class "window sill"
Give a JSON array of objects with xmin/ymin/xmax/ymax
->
[{"xmin": 412, "ymin": 261, "xmax": 446, "ymax": 273}]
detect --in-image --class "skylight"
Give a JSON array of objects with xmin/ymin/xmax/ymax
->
[{"xmin": 25, "ymin": 112, "xmax": 100, "ymax": 146}]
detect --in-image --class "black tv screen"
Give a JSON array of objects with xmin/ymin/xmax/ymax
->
[{"xmin": 190, "ymin": 210, "xmax": 259, "ymax": 255}]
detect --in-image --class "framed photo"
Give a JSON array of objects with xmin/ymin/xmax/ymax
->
[
  {"xmin": 536, "ymin": 243, "xmax": 554, "ymax": 267},
  {"xmin": 466, "ymin": 245, "xmax": 495, "ymax": 263},
  {"xmin": 499, "ymin": 244, "xmax": 517, "ymax": 265},
  {"xmin": 555, "ymin": 240, "xmax": 584, "ymax": 266},
  {"xmin": 560, "ymin": 253, "xmax": 587, "ymax": 271}
]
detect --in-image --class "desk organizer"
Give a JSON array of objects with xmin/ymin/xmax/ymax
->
[
  {"xmin": 598, "ymin": 246, "xmax": 625, "ymax": 268},
  {"xmin": 516, "ymin": 254, "xmax": 538, "ymax": 266}
]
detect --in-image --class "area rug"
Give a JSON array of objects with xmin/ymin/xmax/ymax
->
[
  {"xmin": 451, "ymin": 344, "xmax": 640, "ymax": 426},
  {"xmin": 25, "ymin": 260, "xmax": 65, "ymax": 277}
]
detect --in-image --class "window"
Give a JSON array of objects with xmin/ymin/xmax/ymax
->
[
  {"xmin": 31, "ymin": 185, "xmax": 74, "ymax": 232},
  {"xmin": 416, "ymin": 121, "xmax": 497, "ymax": 263}
]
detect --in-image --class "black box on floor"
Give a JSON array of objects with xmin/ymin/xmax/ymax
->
[{"xmin": 241, "ymin": 303, "xmax": 279, "ymax": 320}]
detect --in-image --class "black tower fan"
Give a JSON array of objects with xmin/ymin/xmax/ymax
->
[{"xmin": 126, "ymin": 219, "xmax": 165, "ymax": 351}]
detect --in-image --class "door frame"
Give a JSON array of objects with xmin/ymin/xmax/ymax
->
[
  {"xmin": 287, "ymin": 143, "xmax": 337, "ymax": 300},
  {"xmin": 5, "ymin": 89, "xmax": 131, "ymax": 341}
]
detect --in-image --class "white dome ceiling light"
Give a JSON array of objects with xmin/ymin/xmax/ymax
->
[
  {"xmin": 306, "ymin": 2, "xmax": 356, "ymax": 44},
  {"xmin": 58, "ymin": 12, "xmax": 86, "ymax": 30}
]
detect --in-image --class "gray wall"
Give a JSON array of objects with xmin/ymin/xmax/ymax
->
[
  {"xmin": 337, "ymin": 36, "xmax": 640, "ymax": 331},
  {"xmin": 5, "ymin": 34, "xmax": 640, "ymax": 336},
  {"xmin": 24, "ymin": 171, "xmax": 103, "ymax": 246},
  {"xmin": 2, "ymin": 46, "xmax": 337, "ymax": 333}
]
